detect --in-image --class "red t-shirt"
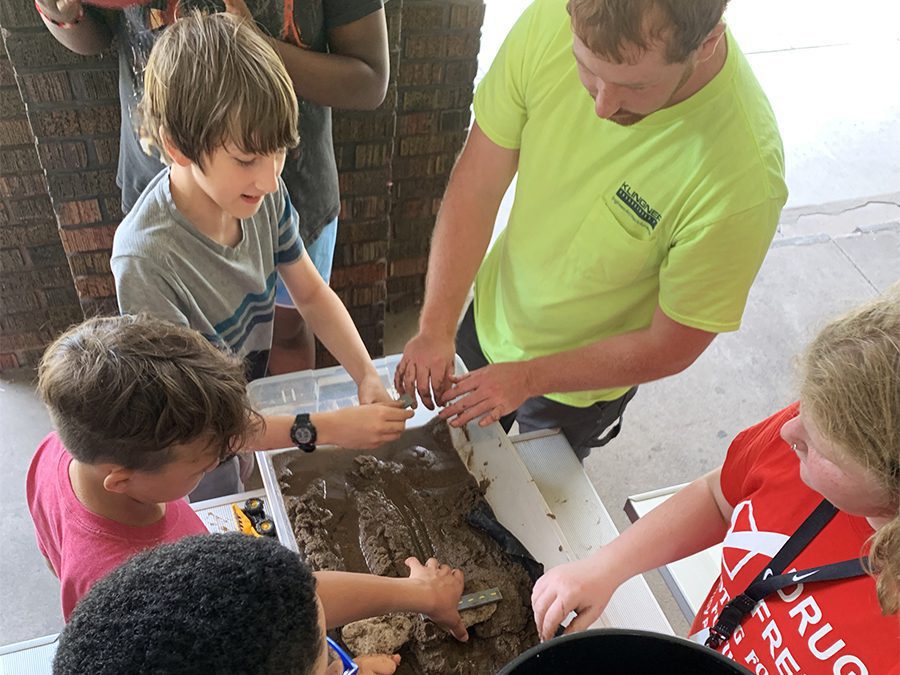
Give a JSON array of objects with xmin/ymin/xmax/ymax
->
[
  {"xmin": 690, "ymin": 404, "xmax": 900, "ymax": 675},
  {"xmin": 26, "ymin": 433, "xmax": 208, "ymax": 620}
]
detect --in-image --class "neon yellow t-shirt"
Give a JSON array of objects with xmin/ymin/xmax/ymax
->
[{"xmin": 472, "ymin": 0, "xmax": 787, "ymax": 408}]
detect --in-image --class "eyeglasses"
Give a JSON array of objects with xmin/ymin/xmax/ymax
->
[{"xmin": 326, "ymin": 637, "xmax": 359, "ymax": 675}]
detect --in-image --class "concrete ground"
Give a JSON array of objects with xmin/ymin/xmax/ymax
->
[{"xmin": 2, "ymin": 0, "xmax": 898, "ymax": 648}]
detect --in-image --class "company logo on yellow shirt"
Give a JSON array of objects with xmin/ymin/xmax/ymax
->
[{"xmin": 615, "ymin": 182, "xmax": 661, "ymax": 230}]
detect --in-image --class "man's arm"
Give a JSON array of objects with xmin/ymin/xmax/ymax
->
[
  {"xmin": 225, "ymin": 0, "xmax": 389, "ymax": 109},
  {"xmin": 532, "ymin": 467, "xmax": 733, "ymax": 640},
  {"xmin": 35, "ymin": 0, "xmax": 113, "ymax": 56},
  {"xmin": 395, "ymin": 123, "xmax": 519, "ymax": 407},
  {"xmin": 315, "ymin": 557, "xmax": 468, "ymax": 641},
  {"xmin": 440, "ymin": 306, "xmax": 716, "ymax": 427}
]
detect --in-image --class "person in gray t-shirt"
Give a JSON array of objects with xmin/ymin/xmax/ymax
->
[{"xmin": 109, "ymin": 13, "xmax": 408, "ymax": 499}]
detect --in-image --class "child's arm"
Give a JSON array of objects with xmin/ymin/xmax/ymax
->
[
  {"xmin": 354, "ymin": 654, "xmax": 401, "ymax": 675},
  {"xmin": 35, "ymin": 0, "xmax": 113, "ymax": 56},
  {"xmin": 315, "ymin": 557, "xmax": 469, "ymax": 642},
  {"xmin": 250, "ymin": 408, "xmax": 413, "ymax": 452},
  {"xmin": 277, "ymin": 255, "xmax": 392, "ymax": 405},
  {"xmin": 531, "ymin": 467, "xmax": 734, "ymax": 641}
]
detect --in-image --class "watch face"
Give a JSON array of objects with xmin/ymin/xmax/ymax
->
[{"xmin": 294, "ymin": 427, "xmax": 313, "ymax": 445}]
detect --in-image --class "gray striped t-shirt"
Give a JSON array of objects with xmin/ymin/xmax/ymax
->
[{"xmin": 111, "ymin": 168, "xmax": 304, "ymax": 379}]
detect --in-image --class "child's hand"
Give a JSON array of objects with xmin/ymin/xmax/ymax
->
[
  {"xmin": 316, "ymin": 403, "xmax": 413, "ymax": 449},
  {"xmin": 405, "ymin": 557, "xmax": 468, "ymax": 642},
  {"xmin": 353, "ymin": 654, "xmax": 401, "ymax": 675},
  {"xmin": 531, "ymin": 556, "xmax": 618, "ymax": 641},
  {"xmin": 357, "ymin": 372, "xmax": 393, "ymax": 405}
]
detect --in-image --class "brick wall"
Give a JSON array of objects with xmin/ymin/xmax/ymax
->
[
  {"xmin": 388, "ymin": 0, "xmax": 482, "ymax": 313},
  {"xmin": 0, "ymin": 0, "xmax": 484, "ymax": 372},
  {"xmin": 0, "ymin": 30, "xmax": 83, "ymax": 371},
  {"xmin": 1, "ymin": 0, "xmax": 122, "ymax": 323}
]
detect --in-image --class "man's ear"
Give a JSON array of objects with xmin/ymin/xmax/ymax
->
[
  {"xmin": 696, "ymin": 21, "xmax": 726, "ymax": 63},
  {"xmin": 103, "ymin": 466, "xmax": 135, "ymax": 494},
  {"xmin": 160, "ymin": 126, "xmax": 193, "ymax": 167}
]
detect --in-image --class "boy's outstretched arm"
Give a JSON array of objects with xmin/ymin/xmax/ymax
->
[
  {"xmin": 252, "ymin": 407, "xmax": 412, "ymax": 452},
  {"xmin": 531, "ymin": 467, "xmax": 733, "ymax": 641},
  {"xmin": 277, "ymin": 255, "xmax": 392, "ymax": 404},
  {"xmin": 35, "ymin": 0, "xmax": 113, "ymax": 55},
  {"xmin": 315, "ymin": 557, "xmax": 469, "ymax": 641}
]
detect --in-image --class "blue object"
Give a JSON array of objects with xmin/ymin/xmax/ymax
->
[{"xmin": 326, "ymin": 637, "xmax": 359, "ymax": 675}]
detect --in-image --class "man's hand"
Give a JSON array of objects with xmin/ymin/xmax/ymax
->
[
  {"xmin": 394, "ymin": 331, "xmax": 456, "ymax": 410},
  {"xmin": 405, "ymin": 557, "xmax": 468, "ymax": 642},
  {"xmin": 358, "ymin": 372, "xmax": 393, "ymax": 405},
  {"xmin": 531, "ymin": 557, "xmax": 619, "ymax": 642},
  {"xmin": 352, "ymin": 654, "xmax": 401, "ymax": 675},
  {"xmin": 36, "ymin": 0, "xmax": 83, "ymax": 23},
  {"xmin": 438, "ymin": 362, "xmax": 533, "ymax": 428},
  {"xmin": 315, "ymin": 402, "xmax": 413, "ymax": 449}
]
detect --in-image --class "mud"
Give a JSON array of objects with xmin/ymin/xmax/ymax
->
[{"xmin": 275, "ymin": 419, "xmax": 540, "ymax": 674}]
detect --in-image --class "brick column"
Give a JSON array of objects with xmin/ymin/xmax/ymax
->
[
  {"xmin": 388, "ymin": 0, "xmax": 483, "ymax": 313},
  {"xmin": 0, "ymin": 30, "xmax": 83, "ymax": 370},
  {"xmin": 1, "ymin": 0, "xmax": 121, "ymax": 325}
]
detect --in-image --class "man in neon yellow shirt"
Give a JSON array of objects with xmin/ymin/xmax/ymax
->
[{"xmin": 395, "ymin": 0, "xmax": 787, "ymax": 460}]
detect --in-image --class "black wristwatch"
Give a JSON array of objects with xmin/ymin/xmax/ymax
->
[{"xmin": 290, "ymin": 413, "xmax": 317, "ymax": 452}]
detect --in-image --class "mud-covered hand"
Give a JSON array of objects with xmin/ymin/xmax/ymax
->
[
  {"xmin": 531, "ymin": 557, "xmax": 618, "ymax": 642},
  {"xmin": 405, "ymin": 557, "xmax": 468, "ymax": 642},
  {"xmin": 438, "ymin": 362, "xmax": 533, "ymax": 428},
  {"xmin": 353, "ymin": 654, "xmax": 401, "ymax": 675},
  {"xmin": 222, "ymin": 0, "xmax": 253, "ymax": 21},
  {"xmin": 394, "ymin": 331, "xmax": 456, "ymax": 410},
  {"xmin": 35, "ymin": 0, "xmax": 83, "ymax": 23},
  {"xmin": 316, "ymin": 402, "xmax": 413, "ymax": 449},
  {"xmin": 358, "ymin": 372, "xmax": 394, "ymax": 405}
]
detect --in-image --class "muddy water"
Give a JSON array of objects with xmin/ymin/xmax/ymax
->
[{"xmin": 274, "ymin": 419, "xmax": 539, "ymax": 674}]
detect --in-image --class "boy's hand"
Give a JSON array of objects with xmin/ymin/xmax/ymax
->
[
  {"xmin": 316, "ymin": 403, "xmax": 413, "ymax": 449},
  {"xmin": 353, "ymin": 654, "xmax": 401, "ymax": 675},
  {"xmin": 36, "ymin": 0, "xmax": 83, "ymax": 23},
  {"xmin": 531, "ymin": 556, "xmax": 618, "ymax": 641},
  {"xmin": 357, "ymin": 372, "xmax": 393, "ymax": 405},
  {"xmin": 405, "ymin": 557, "xmax": 468, "ymax": 642}
]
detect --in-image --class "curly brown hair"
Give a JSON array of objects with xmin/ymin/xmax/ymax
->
[{"xmin": 38, "ymin": 314, "xmax": 262, "ymax": 471}]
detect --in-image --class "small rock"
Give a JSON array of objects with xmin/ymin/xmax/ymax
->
[{"xmin": 341, "ymin": 614, "xmax": 414, "ymax": 655}]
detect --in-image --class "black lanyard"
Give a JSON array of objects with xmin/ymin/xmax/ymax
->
[{"xmin": 705, "ymin": 498, "xmax": 868, "ymax": 649}]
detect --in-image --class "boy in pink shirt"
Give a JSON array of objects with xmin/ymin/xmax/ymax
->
[{"xmin": 28, "ymin": 314, "xmax": 469, "ymax": 651}]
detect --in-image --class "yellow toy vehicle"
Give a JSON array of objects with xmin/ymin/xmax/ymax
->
[{"xmin": 232, "ymin": 497, "xmax": 277, "ymax": 537}]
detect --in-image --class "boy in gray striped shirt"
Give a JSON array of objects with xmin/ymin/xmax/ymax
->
[{"xmin": 112, "ymin": 13, "xmax": 410, "ymax": 498}]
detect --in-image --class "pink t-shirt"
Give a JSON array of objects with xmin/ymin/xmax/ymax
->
[{"xmin": 26, "ymin": 432, "xmax": 208, "ymax": 620}]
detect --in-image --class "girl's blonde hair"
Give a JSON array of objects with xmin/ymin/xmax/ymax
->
[
  {"xmin": 139, "ymin": 11, "xmax": 299, "ymax": 166},
  {"xmin": 799, "ymin": 284, "xmax": 900, "ymax": 613}
]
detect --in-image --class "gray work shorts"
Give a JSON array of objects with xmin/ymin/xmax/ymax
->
[{"xmin": 455, "ymin": 304, "xmax": 637, "ymax": 462}]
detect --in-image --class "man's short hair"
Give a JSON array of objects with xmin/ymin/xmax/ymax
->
[
  {"xmin": 139, "ymin": 11, "xmax": 299, "ymax": 166},
  {"xmin": 38, "ymin": 314, "xmax": 260, "ymax": 471},
  {"xmin": 567, "ymin": 0, "xmax": 729, "ymax": 63},
  {"xmin": 53, "ymin": 534, "xmax": 322, "ymax": 675}
]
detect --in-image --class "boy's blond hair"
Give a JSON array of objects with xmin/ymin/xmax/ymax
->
[
  {"xmin": 567, "ymin": 0, "xmax": 728, "ymax": 64},
  {"xmin": 798, "ymin": 284, "xmax": 900, "ymax": 614},
  {"xmin": 139, "ymin": 11, "xmax": 299, "ymax": 167},
  {"xmin": 38, "ymin": 314, "xmax": 261, "ymax": 471}
]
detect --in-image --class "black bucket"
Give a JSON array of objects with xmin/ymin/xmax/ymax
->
[{"xmin": 497, "ymin": 628, "xmax": 751, "ymax": 674}]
